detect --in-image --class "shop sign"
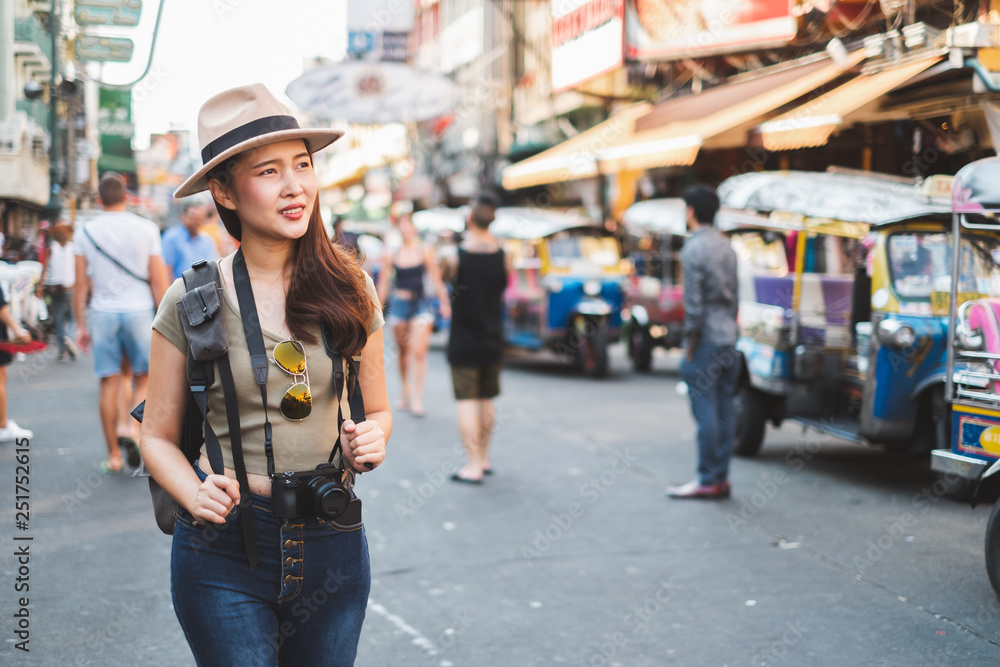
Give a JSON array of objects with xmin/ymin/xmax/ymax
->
[
  {"xmin": 551, "ymin": 0, "xmax": 625, "ymax": 92},
  {"xmin": 382, "ymin": 32, "xmax": 409, "ymax": 62},
  {"xmin": 74, "ymin": 0, "xmax": 142, "ymax": 27},
  {"xmin": 75, "ymin": 34, "xmax": 134, "ymax": 62},
  {"xmin": 625, "ymin": 0, "xmax": 796, "ymax": 61}
]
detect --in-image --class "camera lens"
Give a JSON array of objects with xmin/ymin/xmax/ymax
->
[{"xmin": 306, "ymin": 478, "xmax": 350, "ymax": 518}]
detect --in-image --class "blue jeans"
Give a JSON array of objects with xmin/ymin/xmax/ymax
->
[
  {"xmin": 680, "ymin": 344, "xmax": 740, "ymax": 486},
  {"xmin": 89, "ymin": 309, "xmax": 153, "ymax": 377},
  {"xmin": 45, "ymin": 287, "xmax": 74, "ymax": 355},
  {"xmin": 171, "ymin": 464, "xmax": 371, "ymax": 666}
]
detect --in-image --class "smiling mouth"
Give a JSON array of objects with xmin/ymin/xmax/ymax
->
[{"xmin": 281, "ymin": 206, "xmax": 305, "ymax": 215}]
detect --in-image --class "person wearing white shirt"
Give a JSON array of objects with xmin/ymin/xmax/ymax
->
[
  {"xmin": 37, "ymin": 224, "xmax": 78, "ymax": 362},
  {"xmin": 74, "ymin": 173, "xmax": 170, "ymax": 474}
]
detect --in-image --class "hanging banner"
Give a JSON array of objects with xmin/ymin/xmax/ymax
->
[
  {"xmin": 625, "ymin": 0, "xmax": 797, "ymax": 61},
  {"xmin": 97, "ymin": 87, "xmax": 137, "ymax": 185}
]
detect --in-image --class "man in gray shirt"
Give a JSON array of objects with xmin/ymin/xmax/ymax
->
[{"xmin": 667, "ymin": 185, "xmax": 740, "ymax": 500}]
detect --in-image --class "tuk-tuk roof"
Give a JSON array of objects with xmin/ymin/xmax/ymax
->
[
  {"xmin": 622, "ymin": 198, "xmax": 688, "ymax": 237},
  {"xmin": 717, "ymin": 169, "xmax": 951, "ymax": 227},
  {"xmin": 490, "ymin": 207, "xmax": 602, "ymax": 240},
  {"xmin": 953, "ymin": 157, "xmax": 1000, "ymax": 214}
]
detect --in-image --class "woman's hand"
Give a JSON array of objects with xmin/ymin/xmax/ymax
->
[
  {"xmin": 340, "ymin": 419, "xmax": 386, "ymax": 472},
  {"xmin": 11, "ymin": 327, "xmax": 31, "ymax": 344},
  {"xmin": 189, "ymin": 474, "xmax": 241, "ymax": 525}
]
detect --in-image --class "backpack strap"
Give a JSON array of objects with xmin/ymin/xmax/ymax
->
[
  {"xmin": 179, "ymin": 259, "xmax": 227, "ymax": 476},
  {"xmin": 322, "ymin": 325, "xmax": 371, "ymax": 471}
]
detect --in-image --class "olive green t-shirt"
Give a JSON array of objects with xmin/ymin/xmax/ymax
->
[{"xmin": 152, "ymin": 260, "xmax": 384, "ymax": 475}]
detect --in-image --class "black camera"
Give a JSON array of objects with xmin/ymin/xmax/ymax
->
[{"xmin": 271, "ymin": 464, "xmax": 354, "ymax": 521}]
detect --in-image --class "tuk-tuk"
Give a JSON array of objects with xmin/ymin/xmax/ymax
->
[
  {"xmin": 718, "ymin": 168, "xmax": 955, "ymax": 457},
  {"xmin": 938, "ymin": 158, "xmax": 1000, "ymax": 500},
  {"xmin": 936, "ymin": 157, "xmax": 1000, "ymax": 597},
  {"xmin": 620, "ymin": 198, "xmax": 688, "ymax": 371},
  {"xmin": 491, "ymin": 207, "xmax": 626, "ymax": 377}
]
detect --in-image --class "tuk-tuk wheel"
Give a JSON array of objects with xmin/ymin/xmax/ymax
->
[
  {"xmin": 985, "ymin": 501, "xmax": 1000, "ymax": 599},
  {"xmin": 733, "ymin": 385, "xmax": 768, "ymax": 457},
  {"xmin": 628, "ymin": 322, "xmax": 653, "ymax": 372}
]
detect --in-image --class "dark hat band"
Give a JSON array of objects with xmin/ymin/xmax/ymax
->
[{"xmin": 201, "ymin": 115, "xmax": 300, "ymax": 164}]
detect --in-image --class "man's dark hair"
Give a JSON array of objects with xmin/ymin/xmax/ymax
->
[
  {"xmin": 469, "ymin": 192, "xmax": 500, "ymax": 230},
  {"xmin": 98, "ymin": 172, "xmax": 127, "ymax": 207},
  {"xmin": 682, "ymin": 184, "xmax": 720, "ymax": 226}
]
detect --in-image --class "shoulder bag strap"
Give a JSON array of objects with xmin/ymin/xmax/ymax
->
[{"xmin": 82, "ymin": 226, "xmax": 150, "ymax": 285}]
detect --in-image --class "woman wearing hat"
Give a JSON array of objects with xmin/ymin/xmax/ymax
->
[{"xmin": 141, "ymin": 84, "xmax": 390, "ymax": 666}]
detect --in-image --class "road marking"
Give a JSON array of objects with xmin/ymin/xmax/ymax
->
[{"xmin": 367, "ymin": 598, "xmax": 439, "ymax": 657}]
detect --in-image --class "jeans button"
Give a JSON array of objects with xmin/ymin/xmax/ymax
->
[
  {"xmin": 284, "ymin": 556, "xmax": 294, "ymax": 566},
  {"xmin": 283, "ymin": 539, "xmax": 294, "ymax": 548},
  {"xmin": 284, "ymin": 574, "xmax": 294, "ymax": 584}
]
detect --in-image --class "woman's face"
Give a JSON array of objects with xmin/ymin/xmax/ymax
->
[
  {"xmin": 398, "ymin": 216, "xmax": 417, "ymax": 241},
  {"xmin": 213, "ymin": 139, "xmax": 317, "ymax": 242}
]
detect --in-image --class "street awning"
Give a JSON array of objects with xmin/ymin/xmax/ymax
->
[
  {"xmin": 759, "ymin": 55, "xmax": 944, "ymax": 151},
  {"xmin": 501, "ymin": 103, "xmax": 652, "ymax": 190},
  {"xmin": 597, "ymin": 50, "xmax": 865, "ymax": 174}
]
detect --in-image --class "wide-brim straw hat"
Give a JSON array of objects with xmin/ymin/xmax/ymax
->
[{"xmin": 174, "ymin": 83, "xmax": 343, "ymax": 198}]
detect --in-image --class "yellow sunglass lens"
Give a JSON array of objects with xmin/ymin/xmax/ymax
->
[
  {"xmin": 281, "ymin": 382, "xmax": 312, "ymax": 420},
  {"xmin": 274, "ymin": 341, "xmax": 306, "ymax": 375}
]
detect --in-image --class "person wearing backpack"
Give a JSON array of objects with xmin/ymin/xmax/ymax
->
[{"xmin": 140, "ymin": 84, "xmax": 390, "ymax": 667}]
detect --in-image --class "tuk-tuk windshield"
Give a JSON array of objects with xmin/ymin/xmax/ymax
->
[
  {"xmin": 888, "ymin": 232, "xmax": 1000, "ymax": 299},
  {"xmin": 730, "ymin": 231, "xmax": 788, "ymax": 276},
  {"xmin": 548, "ymin": 233, "xmax": 621, "ymax": 268}
]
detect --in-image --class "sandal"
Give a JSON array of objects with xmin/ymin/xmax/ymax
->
[
  {"xmin": 100, "ymin": 459, "xmax": 123, "ymax": 475},
  {"xmin": 118, "ymin": 436, "xmax": 140, "ymax": 468}
]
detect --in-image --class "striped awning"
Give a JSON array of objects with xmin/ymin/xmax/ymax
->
[{"xmin": 759, "ymin": 55, "xmax": 943, "ymax": 151}]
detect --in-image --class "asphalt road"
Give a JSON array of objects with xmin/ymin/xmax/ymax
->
[{"xmin": 2, "ymin": 338, "xmax": 1000, "ymax": 666}]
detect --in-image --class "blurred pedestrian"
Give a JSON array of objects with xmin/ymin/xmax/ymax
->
[
  {"xmin": 377, "ymin": 212, "xmax": 451, "ymax": 417},
  {"xmin": 74, "ymin": 172, "xmax": 170, "ymax": 474},
  {"xmin": 0, "ymin": 289, "xmax": 33, "ymax": 441},
  {"xmin": 36, "ymin": 223, "xmax": 77, "ymax": 362},
  {"xmin": 200, "ymin": 205, "xmax": 239, "ymax": 256},
  {"xmin": 161, "ymin": 196, "xmax": 220, "ymax": 281},
  {"xmin": 140, "ymin": 83, "xmax": 389, "ymax": 666},
  {"xmin": 332, "ymin": 215, "xmax": 360, "ymax": 255},
  {"xmin": 668, "ymin": 184, "xmax": 740, "ymax": 500},
  {"xmin": 445, "ymin": 193, "xmax": 507, "ymax": 483}
]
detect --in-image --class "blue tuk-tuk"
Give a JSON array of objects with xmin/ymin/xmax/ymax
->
[
  {"xmin": 491, "ymin": 207, "xmax": 626, "ymax": 377},
  {"xmin": 718, "ymin": 168, "xmax": 956, "ymax": 457}
]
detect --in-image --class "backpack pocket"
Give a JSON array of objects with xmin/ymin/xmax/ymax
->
[{"xmin": 178, "ymin": 285, "xmax": 228, "ymax": 361}]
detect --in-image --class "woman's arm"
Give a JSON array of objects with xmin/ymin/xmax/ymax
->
[
  {"xmin": 141, "ymin": 331, "xmax": 240, "ymax": 524},
  {"xmin": 425, "ymin": 243, "xmax": 451, "ymax": 320},
  {"xmin": 0, "ymin": 306, "xmax": 29, "ymax": 342},
  {"xmin": 376, "ymin": 251, "xmax": 393, "ymax": 305},
  {"xmin": 341, "ymin": 327, "xmax": 391, "ymax": 472}
]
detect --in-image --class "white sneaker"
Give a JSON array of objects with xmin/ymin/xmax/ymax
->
[
  {"xmin": 0, "ymin": 419, "xmax": 33, "ymax": 442},
  {"xmin": 63, "ymin": 337, "xmax": 78, "ymax": 359}
]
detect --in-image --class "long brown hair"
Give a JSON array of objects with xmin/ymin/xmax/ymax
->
[{"xmin": 208, "ymin": 165, "xmax": 374, "ymax": 355}]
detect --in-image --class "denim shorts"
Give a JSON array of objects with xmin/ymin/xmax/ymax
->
[
  {"xmin": 89, "ymin": 309, "xmax": 153, "ymax": 378},
  {"xmin": 171, "ymin": 462, "xmax": 371, "ymax": 666},
  {"xmin": 387, "ymin": 294, "xmax": 434, "ymax": 325}
]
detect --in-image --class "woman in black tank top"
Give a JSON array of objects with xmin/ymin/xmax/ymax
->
[{"xmin": 377, "ymin": 214, "xmax": 451, "ymax": 416}]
